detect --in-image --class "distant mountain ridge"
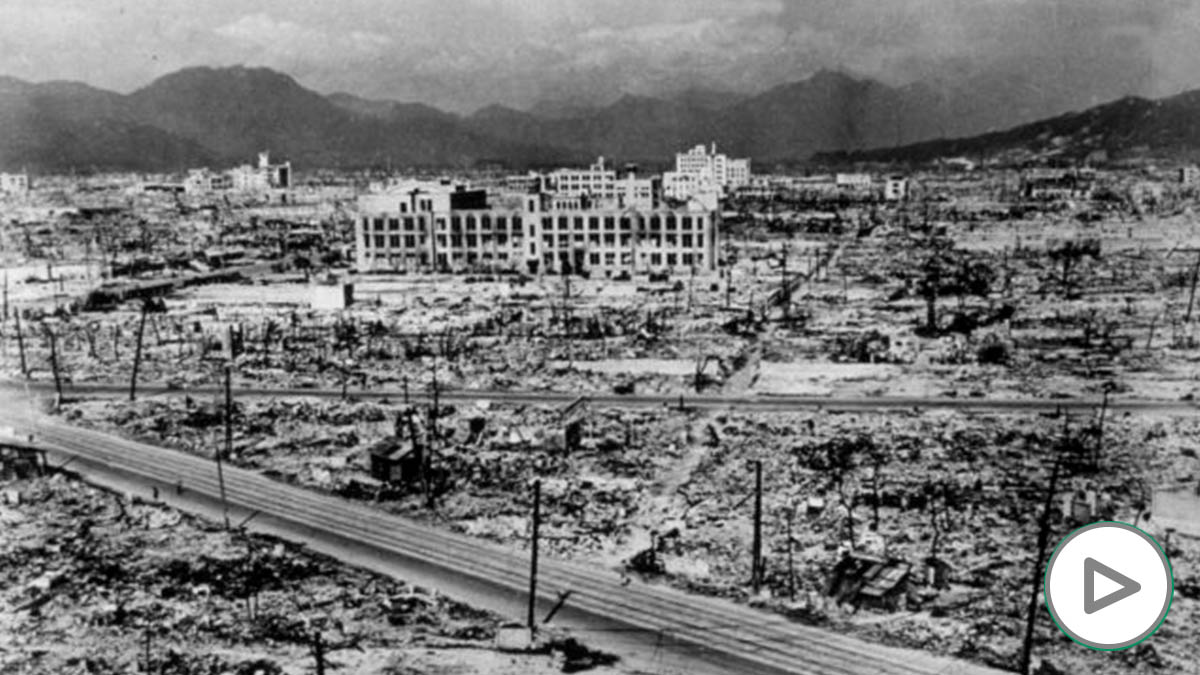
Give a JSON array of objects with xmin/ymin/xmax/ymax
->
[
  {"xmin": 815, "ymin": 91, "xmax": 1200, "ymax": 165},
  {"xmin": 0, "ymin": 65, "xmax": 1197, "ymax": 173}
]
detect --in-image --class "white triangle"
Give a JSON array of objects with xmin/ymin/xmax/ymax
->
[{"xmin": 1093, "ymin": 572, "xmax": 1123, "ymax": 600}]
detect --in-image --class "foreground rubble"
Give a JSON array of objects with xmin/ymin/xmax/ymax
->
[
  {"xmin": 0, "ymin": 474, "xmax": 626, "ymax": 675},
  {"xmin": 59, "ymin": 396, "xmax": 1200, "ymax": 673}
]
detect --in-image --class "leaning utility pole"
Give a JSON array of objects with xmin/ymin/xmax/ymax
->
[
  {"xmin": 1186, "ymin": 251, "xmax": 1200, "ymax": 324},
  {"xmin": 528, "ymin": 479, "xmax": 542, "ymax": 632},
  {"xmin": 130, "ymin": 302, "xmax": 149, "ymax": 401},
  {"xmin": 1020, "ymin": 422, "xmax": 1067, "ymax": 675}
]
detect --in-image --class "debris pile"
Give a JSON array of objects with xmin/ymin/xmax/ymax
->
[{"xmin": 0, "ymin": 474, "xmax": 627, "ymax": 674}]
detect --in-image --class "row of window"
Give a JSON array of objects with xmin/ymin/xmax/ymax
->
[
  {"xmin": 541, "ymin": 252, "xmax": 703, "ymax": 267},
  {"xmin": 365, "ymin": 215, "xmax": 527, "ymax": 232},
  {"xmin": 540, "ymin": 214, "xmax": 709, "ymax": 232},
  {"xmin": 362, "ymin": 212, "xmax": 711, "ymax": 235},
  {"xmin": 364, "ymin": 250, "xmax": 705, "ymax": 270},
  {"xmin": 367, "ymin": 232, "xmax": 706, "ymax": 252}
]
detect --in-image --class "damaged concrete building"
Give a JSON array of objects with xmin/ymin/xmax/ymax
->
[{"xmin": 355, "ymin": 178, "xmax": 719, "ymax": 276}]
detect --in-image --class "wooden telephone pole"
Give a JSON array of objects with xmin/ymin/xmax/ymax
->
[
  {"xmin": 14, "ymin": 313, "xmax": 27, "ymax": 378},
  {"xmin": 44, "ymin": 324, "xmax": 63, "ymax": 409},
  {"xmin": 130, "ymin": 301, "xmax": 149, "ymax": 401},
  {"xmin": 751, "ymin": 460, "xmax": 764, "ymax": 594},
  {"xmin": 528, "ymin": 479, "xmax": 542, "ymax": 632},
  {"xmin": 215, "ymin": 364, "xmax": 232, "ymax": 530},
  {"xmin": 1020, "ymin": 416, "xmax": 1067, "ymax": 675}
]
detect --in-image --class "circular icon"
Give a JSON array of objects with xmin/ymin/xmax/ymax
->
[{"xmin": 1044, "ymin": 521, "xmax": 1172, "ymax": 650}]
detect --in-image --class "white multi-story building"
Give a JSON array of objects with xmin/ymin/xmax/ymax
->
[
  {"xmin": 835, "ymin": 173, "xmax": 873, "ymax": 190},
  {"xmin": 0, "ymin": 172, "xmax": 30, "ymax": 194},
  {"xmin": 230, "ymin": 152, "xmax": 291, "ymax": 192},
  {"xmin": 356, "ymin": 181, "xmax": 717, "ymax": 277},
  {"xmin": 184, "ymin": 152, "xmax": 289, "ymax": 195},
  {"xmin": 544, "ymin": 157, "xmax": 657, "ymax": 209},
  {"xmin": 184, "ymin": 168, "xmax": 233, "ymax": 194},
  {"xmin": 884, "ymin": 177, "xmax": 910, "ymax": 201},
  {"xmin": 548, "ymin": 157, "xmax": 616, "ymax": 200},
  {"xmin": 663, "ymin": 143, "xmax": 750, "ymax": 200}
]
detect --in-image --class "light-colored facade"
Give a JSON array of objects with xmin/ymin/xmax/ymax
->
[
  {"xmin": 184, "ymin": 152, "xmax": 290, "ymax": 194},
  {"xmin": 546, "ymin": 157, "xmax": 657, "ymax": 209},
  {"xmin": 184, "ymin": 168, "xmax": 233, "ymax": 194},
  {"xmin": 0, "ymin": 172, "xmax": 30, "ymax": 194},
  {"xmin": 231, "ymin": 152, "xmax": 291, "ymax": 192},
  {"xmin": 835, "ymin": 173, "xmax": 873, "ymax": 189},
  {"xmin": 664, "ymin": 143, "xmax": 750, "ymax": 200},
  {"xmin": 356, "ymin": 182, "xmax": 717, "ymax": 277},
  {"xmin": 884, "ymin": 177, "xmax": 910, "ymax": 201},
  {"xmin": 548, "ymin": 157, "xmax": 616, "ymax": 200}
]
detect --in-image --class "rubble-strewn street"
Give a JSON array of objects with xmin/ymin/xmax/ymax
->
[
  {"xmin": 0, "ymin": 474, "xmax": 626, "ymax": 675},
  {"xmin": 59, "ymin": 396, "xmax": 1200, "ymax": 673}
]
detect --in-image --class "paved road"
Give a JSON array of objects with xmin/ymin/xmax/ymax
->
[
  {"xmin": 0, "ymin": 396, "xmax": 1004, "ymax": 675},
  {"xmin": 13, "ymin": 379, "xmax": 1200, "ymax": 415}
]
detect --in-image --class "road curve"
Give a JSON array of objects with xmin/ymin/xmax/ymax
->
[
  {"xmin": 14, "ymin": 379, "xmax": 1200, "ymax": 415},
  {"xmin": 3, "ymin": 405, "xmax": 1004, "ymax": 675}
]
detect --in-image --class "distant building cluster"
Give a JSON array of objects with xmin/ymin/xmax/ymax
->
[
  {"xmin": 663, "ymin": 144, "xmax": 750, "ymax": 201},
  {"xmin": 545, "ymin": 157, "xmax": 659, "ymax": 210},
  {"xmin": 0, "ymin": 172, "xmax": 30, "ymax": 194},
  {"xmin": 1021, "ymin": 169, "xmax": 1095, "ymax": 201},
  {"xmin": 185, "ymin": 152, "xmax": 291, "ymax": 195},
  {"xmin": 354, "ymin": 142, "xmax": 746, "ymax": 277}
]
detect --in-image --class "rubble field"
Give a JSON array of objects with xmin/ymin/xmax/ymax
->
[
  {"xmin": 60, "ymin": 396, "xmax": 1200, "ymax": 674},
  {"xmin": 0, "ymin": 473, "xmax": 627, "ymax": 675},
  {"xmin": 11, "ymin": 209, "xmax": 1200, "ymax": 402}
]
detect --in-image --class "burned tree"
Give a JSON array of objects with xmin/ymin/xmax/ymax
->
[
  {"xmin": 795, "ymin": 433, "xmax": 879, "ymax": 550},
  {"xmin": 1048, "ymin": 238, "xmax": 1101, "ymax": 299},
  {"xmin": 900, "ymin": 236, "xmax": 999, "ymax": 336}
]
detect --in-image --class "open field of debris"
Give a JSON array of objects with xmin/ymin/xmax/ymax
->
[
  {"xmin": 9, "ymin": 197, "xmax": 1200, "ymax": 404},
  {"xmin": 58, "ymin": 395, "xmax": 1200, "ymax": 673},
  {"xmin": 10, "ymin": 167, "xmax": 1200, "ymax": 673},
  {"xmin": 0, "ymin": 473, "xmax": 626, "ymax": 675}
]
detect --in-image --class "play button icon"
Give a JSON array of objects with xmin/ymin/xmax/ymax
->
[
  {"xmin": 1045, "ymin": 522, "xmax": 1172, "ymax": 650},
  {"xmin": 1084, "ymin": 557, "xmax": 1141, "ymax": 614}
]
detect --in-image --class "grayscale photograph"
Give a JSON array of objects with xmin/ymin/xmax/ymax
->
[{"xmin": 1, "ymin": 1, "xmax": 1198, "ymax": 674}]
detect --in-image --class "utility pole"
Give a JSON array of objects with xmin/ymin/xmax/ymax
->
[
  {"xmin": 142, "ymin": 630, "xmax": 153, "ymax": 673},
  {"xmin": 130, "ymin": 301, "xmax": 148, "ymax": 401},
  {"xmin": 1186, "ymin": 251, "xmax": 1200, "ymax": 324},
  {"xmin": 216, "ymin": 364, "xmax": 232, "ymax": 530},
  {"xmin": 752, "ymin": 460, "xmax": 764, "ymax": 594},
  {"xmin": 14, "ymin": 313, "xmax": 27, "ymax": 378},
  {"xmin": 312, "ymin": 631, "xmax": 326, "ymax": 675},
  {"xmin": 528, "ymin": 479, "xmax": 542, "ymax": 633},
  {"xmin": 1020, "ymin": 424, "xmax": 1066, "ymax": 675},
  {"xmin": 780, "ymin": 243, "xmax": 789, "ymax": 322},
  {"xmin": 1096, "ymin": 386, "xmax": 1111, "ymax": 470},
  {"xmin": 44, "ymin": 325, "xmax": 62, "ymax": 410},
  {"xmin": 786, "ymin": 505, "xmax": 796, "ymax": 601}
]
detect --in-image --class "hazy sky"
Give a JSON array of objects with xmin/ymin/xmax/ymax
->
[{"xmin": 3, "ymin": 0, "xmax": 1200, "ymax": 113}]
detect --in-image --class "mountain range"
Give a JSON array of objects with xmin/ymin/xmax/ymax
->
[
  {"xmin": 3, "ymin": 65, "xmax": 1200, "ymax": 173},
  {"xmin": 815, "ymin": 91, "xmax": 1200, "ymax": 165}
]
